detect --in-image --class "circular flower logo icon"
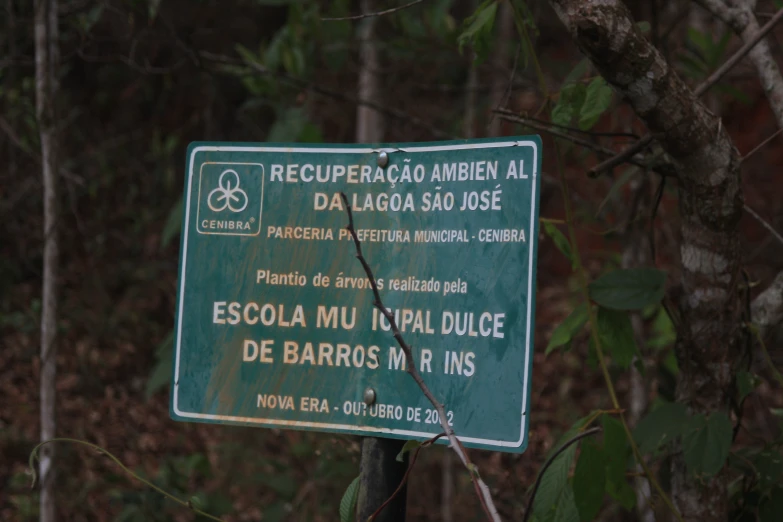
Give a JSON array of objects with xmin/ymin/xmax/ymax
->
[{"xmin": 207, "ymin": 169, "xmax": 249, "ymax": 213}]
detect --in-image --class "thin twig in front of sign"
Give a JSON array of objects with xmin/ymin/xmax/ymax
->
[
  {"xmin": 368, "ymin": 433, "xmax": 446, "ymax": 521},
  {"xmin": 339, "ymin": 192, "xmax": 501, "ymax": 522}
]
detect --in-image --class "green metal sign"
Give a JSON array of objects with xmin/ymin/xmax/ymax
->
[{"xmin": 171, "ymin": 137, "xmax": 542, "ymax": 452}]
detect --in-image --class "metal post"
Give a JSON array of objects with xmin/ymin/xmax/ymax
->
[{"xmin": 355, "ymin": 437, "xmax": 408, "ymax": 522}]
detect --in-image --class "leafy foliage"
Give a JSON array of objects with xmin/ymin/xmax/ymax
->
[
  {"xmin": 588, "ymin": 268, "xmax": 667, "ymax": 310},
  {"xmin": 396, "ymin": 439, "xmax": 422, "ymax": 462},
  {"xmin": 339, "ymin": 476, "xmax": 360, "ymax": 522},
  {"xmin": 682, "ymin": 412, "xmax": 733, "ymax": 477},
  {"xmin": 546, "ymin": 303, "xmax": 588, "ymax": 355},
  {"xmin": 572, "ymin": 441, "xmax": 606, "ymax": 521},
  {"xmin": 552, "ymin": 83, "xmax": 586, "ymax": 128},
  {"xmin": 542, "ymin": 221, "xmax": 573, "ymax": 264},
  {"xmin": 532, "ymin": 443, "xmax": 577, "ymax": 520},
  {"xmin": 602, "ymin": 415, "xmax": 635, "ymax": 511},
  {"xmin": 457, "ymin": 0, "xmax": 498, "ymax": 62},
  {"xmin": 552, "ymin": 60, "xmax": 613, "ymax": 130},
  {"xmin": 578, "ymin": 77, "xmax": 613, "ymax": 130},
  {"xmin": 634, "ymin": 401, "xmax": 690, "ymax": 454},
  {"xmin": 596, "ymin": 307, "xmax": 639, "ymax": 369}
]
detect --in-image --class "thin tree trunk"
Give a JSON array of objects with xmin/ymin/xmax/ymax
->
[
  {"xmin": 354, "ymin": 3, "xmax": 401, "ymax": 521},
  {"xmin": 441, "ymin": 28, "xmax": 483, "ymax": 520},
  {"xmin": 487, "ymin": 0, "xmax": 513, "ymax": 137},
  {"xmin": 355, "ymin": 0, "xmax": 383, "ymax": 143},
  {"xmin": 6, "ymin": 0, "xmax": 16, "ymax": 178},
  {"xmin": 548, "ymin": 2, "xmax": 744, "ymax": 520},
  {"xmin": 622, "ymin": 177, "xmax": 654, "ymax": 522},
  {"xmin": 463, "ymin": 62, "xmax": 478, "ymax": 139},
  {"xmin": 35, "ymin": 0, "xmax": 59, "ymax": 521}
]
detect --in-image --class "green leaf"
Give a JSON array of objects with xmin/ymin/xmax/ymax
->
[
  {"xmin": 588, "ymin": 268, "xmax": 667, "ymax": 310},
  {"xmin": 339, "ymin": 476, "xmax": 360, "ymax": 522},
  {"xmin": 712, "ymin": 30, "xmax": 733, "ymax": 68},
  {"xmin": 573, "ymin": 442, "xmax": 607, "ymax": 521},
  {"xmin": 552, "ymin": 486, "xmax": 580, "ymax": 522},
  {"xmin": 457, "ymin": 0, "xmax": 498, "ymax": 62},
  {"xmin": 546, "ymin": 304, "xmax": 588, "ymax": 355},
  {"xmin": 533, "ymin": 444, "xmax": 577, "ymax": 519},
  {"xmin": 602, "ymin": 415, "xmax": 635, "ymax": 511},
  {"xmin": 682, "ymin": 412, "xmax": 733, "ymax": 477},
  {"xmin": 189, "ymin": 494, "xmax": 204, "ymax": 510},
  {"xmin": 647, "ymin": 305, "xmax": 676, "ymax": 349},
  {"xmin": 602, "ymin": 415, "xmax": 627, "ymax": 486},
  {"xmin": 542, "ymin": 222, "xmax": 573, "ymax": 264},
  {"xmin": 563, "ymin": 58, "xmax": 590, "ymax": 86},
  {"xmin": 596, "ymin": 307, "xmax": 638, "ymax": 369},
  {"xmin": 396, "ymin": 440, "xmax": 421, "ymax": 462},
  {"xmin": 636, "ymin": 21, "xmax": 651, "ymax": 34},
  {"xmin": 578, "ymin": 77, "xmax": 613, "ymax": 130},
  {"xmin": 552, "ymin": 83, "xmax": 586, "ymax": 127},
  {"xmin": 161, "ymin": 196, "xmax": 183, "ymax": 249},
  {"xmin": 737, "ymin": 371, "xmax": 760, "ymax": 402},
  {"xmin": 633, "ymin": 401, "xmax": 690, "ymax": 454},
  {"xmin": 236, "ymin": 44, "xmax": 261, "ymax": 67},
  {"xmin": 606, "ymin": 480, "xmax": 636, "ymax": 511},
  {"xmin": 687, "ymin": 28, "xmax": 712, "ymax": 56}
]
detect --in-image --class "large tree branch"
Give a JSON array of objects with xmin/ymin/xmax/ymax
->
[
  {"xmin": 697, "ymin": 1, "xmax": 783, "ymax": 131},
  {"xmin": 548, "ymin": 2, "xmax": 744, "ymax": 520},
  {"xmin": 589, "ymin": 6, "xmax": 783, "ymax": 176}
]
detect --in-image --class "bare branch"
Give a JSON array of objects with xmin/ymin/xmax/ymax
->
[
  {"xmin": 322, "ymin": 0, "xmax": 424, "ymax": 21},
  {"xmin": 744, "ymin": 203, "xmax": 783, "ymax": 247},
  {"xmin": 368, "ymin": 433, "xmax": 445, "ymax": 521},
  {"xmin": 495, "ymin": 110, "xmax": 677, "ymax": 177},
  {"xmin": 587, "ymin": 135, "xmax": 654, "ymax": 177},
  {"xmin": 588, "ymin": 6, "xmax": 783, "ymax": 177},
  {"xmin": 340, "ymin": 192, "xmax": 501, "ymax": 522},
  {"xmin": 741, "ymin": 128, "xmax": 783, "ymax": 163},
  {"xmin": 697, "ymin": 2, "xmax": 783, "ymax": 132}
]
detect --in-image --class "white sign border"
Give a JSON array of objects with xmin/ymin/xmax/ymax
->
[{"xmin": 173, "ymin": 140, "xmax": 539, "ymax": 449}]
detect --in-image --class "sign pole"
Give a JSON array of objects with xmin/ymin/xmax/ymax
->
[{"xmin": 356, "ymin": 437, "xmax": 408, "ymax": 522}]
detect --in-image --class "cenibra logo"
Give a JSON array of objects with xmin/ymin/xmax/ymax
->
[{"xmin": 207, "ymin": 169, "xmax": 249, "ymax": 213}]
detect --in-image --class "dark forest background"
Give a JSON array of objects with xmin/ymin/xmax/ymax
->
[{"xmin": 2, "ymin": 0, "xmax": 783, "ymax": 520}]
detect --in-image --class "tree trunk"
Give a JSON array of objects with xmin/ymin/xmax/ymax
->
[
  {"xmin": 487, "ymin": 0, "xmax": 514, "ymax": 137},
  {"xmin": 35, "ymin": 0, "xmax": 59, "ymax": 521},
  {"xmin": 355, "ymin": 0, "xmax": 383, "ymax": 143},
  {"xmin": 353, "ymin": 3, "xmax": 406, "ymax": 521},
  {"xmin": 548, "ymin": 1, "xmax": 744, "ymax": 520}
]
